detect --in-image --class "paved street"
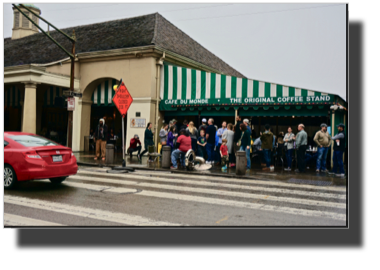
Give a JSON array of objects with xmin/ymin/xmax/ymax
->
[{"xmin": 4, "ymin": 167, "xmax": 346, "ymax": 226}]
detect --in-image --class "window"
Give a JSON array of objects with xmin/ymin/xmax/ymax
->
[
  {"xmin": 14, "ymin": 11, "xmax": 19, "ymax": 28},
  {"xmin": 9, "ymin": 135, "xmax": 58, "ymax": 147},
  {"xmin": 22, "ymin": 12, "xmax": 29, "ymax": 28},
  {"xmin": 4, "ymin": 141, "xmax": 9, "ymax": 147}
]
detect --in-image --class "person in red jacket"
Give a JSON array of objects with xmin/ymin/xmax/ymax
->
[{"xmin": 128, "ymin": 134, "xmax": 142, "ymax": 160}]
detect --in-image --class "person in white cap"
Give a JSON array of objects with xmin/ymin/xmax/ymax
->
[
  {"xmin": 94, "ymin": 118, "xmax": 108, "ymax": 160},
  {"xmin": 198, "ymin": 118, "xmax": 208, "ymax": 137}
]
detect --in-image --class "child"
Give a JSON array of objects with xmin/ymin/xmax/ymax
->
[
  {"xmin": 220, "ymin": 138, "xmax": 229, "ymax": 172},
  {"xmin": 197, "ymin": 129, "xmax": 207, "ymax": 158}
]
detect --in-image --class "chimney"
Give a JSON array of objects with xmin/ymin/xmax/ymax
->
[{"xmin": 12, "ymin": 4, "xmax": 41, "ymax": 40}]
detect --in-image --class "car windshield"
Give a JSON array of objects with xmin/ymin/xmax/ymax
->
[{"xmin": 8, "ymin": 135, "xmax": 59, "ymax": 147}]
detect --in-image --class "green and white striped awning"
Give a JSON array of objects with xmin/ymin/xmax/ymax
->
[
  {"xmin": 91, "ymin": 79, "xmax": 118, "ymax": 106},
  {"xmin": 44, "ymin": 86, "xmax": 68, "ymax": 106},
  {"xmin": 159, "ymin": 63, "xmax": 335, "ymax": 111},
  {"xmin": 4, "ymin": 86, "xmax": 21, "ymax": 108}
]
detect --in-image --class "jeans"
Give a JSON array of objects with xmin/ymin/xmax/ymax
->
[
  {"xmin": 171, "ymin": 149, "xmax": 186, "ymax": 168},
  {"xmin": 240, "ymin": 146, "xmax": 251, "ymax": 169},
  {"xmin": 286, "ymin": 149, "xmax": 293, "ymax": 168},
  {"xmin": 332, "ymin": 150, "xmax": 345, "ymax": 174},
  {"xmin": 316, "ymin": 146, "xmax": 329, "ymax": 170},
  {"xmin": 197, "ymin": 146, "xmax": 205, "ymax": 158},
  {"xmin": 206, "ymin": 143, "xmax": 214, "ymax": 162},
  {"xmin": 129, "ymin": 146, "xmax": 141, "ymax": 156},
  {"xmin": 263, "ymin": 149, "xmax": 271, "ymax": 168},
  {"xmin": 191, "ymin": 138, "xmax": 198, "ymax": 153},
  {"xmin": 215, "ymin": 143, "xmax": 221, "ymax": 163},
  {"xmin": 297, "ymin": 145, "xmax": 307, "ymax": 172}
]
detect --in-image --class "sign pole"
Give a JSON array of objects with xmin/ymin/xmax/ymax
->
[{"xmin": 122, "ymin": 115, "xmax": 125, "ymax": 166}]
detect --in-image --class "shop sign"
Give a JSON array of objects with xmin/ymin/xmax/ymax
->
[
  {"xmin": 67, "ymin": 97, "xmax": 75, "ymax": 111},
  {"xmin": 130, "ymin": 118, "xmax": 146, "ymax": 128}
]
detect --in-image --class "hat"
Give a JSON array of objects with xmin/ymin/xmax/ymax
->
[
  {"xmin": 320, "ymin": 123, "xmax": 328, "ymax": 128},
  {"xmin": 134, "ymin": 134, "xmax": 139, "ymax": 139},
  {"xmin": 337, "ymin": 123, "xmax": 345, "ymax": 128},
  {"xmin": 243, "ymin": 119, "xmax": 249, "ymax": 123},
  {"xmin": 202, "ymin": 118, "xmax": 207, "ymax": 123}
]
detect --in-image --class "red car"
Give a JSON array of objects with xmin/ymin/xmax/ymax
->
[{"xmin": 4, "ymin": 132, "xmax": 78, "ymax": 189}]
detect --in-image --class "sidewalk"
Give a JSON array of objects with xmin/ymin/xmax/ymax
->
[{"xmin": 74, "ymin": 152, "xmax": 346, "ymax": 187}]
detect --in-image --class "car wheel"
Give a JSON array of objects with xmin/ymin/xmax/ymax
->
[
  {"xmin": 49, "ymin": 177, "xmax": 67, "ymax": 184},
  {"xmin": 4, "ymin": 164, "xmax": 17, "ymax": 189}
]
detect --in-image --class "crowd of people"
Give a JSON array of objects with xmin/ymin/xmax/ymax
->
[{"xmin": 156, "ymin": 116, "xmax": 345, "ymax": 176}]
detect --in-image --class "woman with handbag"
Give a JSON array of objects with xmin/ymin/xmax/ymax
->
[
  {"xmin": 159, "ymin": 123, "xmax": 168, "ymax": 154},
  {"xmin": 284, "ymin": 127, "xmax": 296, "ymax": 171}
]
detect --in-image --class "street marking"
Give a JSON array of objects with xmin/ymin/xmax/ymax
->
[
  {"xmin": 75, "ymin": 172, "xmax": 346, "ymax": 200},
  {"xmin": 4, "ymin": 213, "xmax": 64, "ymax": 226},
  {"xmin": 4, "ymin": 195, "xmax": 184, "ymax": 226},
  {"xmin": 69, "ymin": 175, "xmax": 346, "ymax": 209},
  {"xmin": 216, "ymin": 216, "xmax": 229, "ymax": 224}
]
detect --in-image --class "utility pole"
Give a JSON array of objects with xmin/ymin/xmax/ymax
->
[{"xmin": 12, "ymin": 3, "xmax": 77, "ymax": 148}]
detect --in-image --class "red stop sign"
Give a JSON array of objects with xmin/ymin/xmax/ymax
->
[{"xmin": 112, "ymin": 82, "xmax": 133, "ymax": 118}]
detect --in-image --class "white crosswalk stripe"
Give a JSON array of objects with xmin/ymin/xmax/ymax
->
[{"xmin": 5, "ymin": 169, "xmax": 346, "ymax": 225}]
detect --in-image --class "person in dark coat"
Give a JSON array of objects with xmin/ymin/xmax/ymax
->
[
  {"xmin": 94, "ymin": 118, "xmax": 108, "ymax": 160},
  {"xmin": 140, "ymin": 122, "xmax": 155, "ymax": 162}
]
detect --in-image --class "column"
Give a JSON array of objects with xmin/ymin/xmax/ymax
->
[
  {"xmin": 22, "ymin": 82, "xmax": 37, "ymax": 134},
  {"xmin": 331, "ymin": 110, "xmax": 335, "ymax": 167}
]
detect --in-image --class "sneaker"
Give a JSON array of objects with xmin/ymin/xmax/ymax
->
[
  {"xmin": 336, "ymin": 173, "xmax": 345, "ymax": 177},
  {"xmin": 94, "ymin": 157, "xmax": 98, "ymax": 160},
  {"xmin": 211, "ymin": 161, "xmax": 215, "ymax": 164},
  {"xmin": 102, "ymin": 157, "xmax": 105, "ymax": 161},
  {"xmin": 321, "ymin": 169, "xmax": 329, "ymax": 173},
  {"xmin": 306, "ymin": 167, "xmax": 310, "ymax": 169},
  {"xmin": 295, "ymin": 169, "xmax": 300, "ymax": 173},
  {"xmin": 137, "ymin": 154, "xmax": 141, "ymax": 160},
  {"xmin": 206, "ymin": 161, "xmax": 211, "ymax": 164},
  {"xmin": 316, "ymin": 169, "xmax": 320, "ymax": 173},
  {"xmin": 284, "ymin": 167, "xmax": 291, "ymax": 171},
  {"xmin": 328, "ymin": 171, "xmax": 336, "ymax": 175},
  {"xmin": 170, "ymin": 166, "xmax": 177, "ymax": 170}
]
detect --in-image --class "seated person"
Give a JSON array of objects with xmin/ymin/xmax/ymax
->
[
  {"xmin": 170, "ymin": 129, "xmax": 192, "ymax": 169},
  {"xmin": 128, "ymin": 134, "xmax": 142, "ymax": 160}
]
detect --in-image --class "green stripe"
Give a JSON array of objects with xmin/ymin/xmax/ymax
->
[
  {"xmin": 181, "ymin": 67, "xmax": 187, "ymax": 99},
  {"xmin": 191, "ymin": 69, "xmax": 196, "ymax": 100},
  {"xmin": 172, "ymin": 67, "xmax": 177, "ymax": 100},
  {"xmin": 253, "ymin": 80, "xmax": 259, "ymax": 97},
  {"xmin": 210, "ymin": 73, "xmax": 216, "ymax": 99},
  {"xmin": 264, "ymin": 82, "xmax": 270, "ymax": 98},
  {"xmin": 104, "ymin": 80, "xmax": 109, "ymax": 106},
  {"xmin": 164, "ymin": 65, "xmax": 169, "ymax": 100},
  {"xmin": 201, "ymin": 71, "xmax": 206, "ymax": 99},
  {"xmin": 50, "ymin": 86, "xmax": 54, "ymax": 106},
  {"xmin": 97, "ymin": 84, "xmax": 101, "ymax": 105},
  {"xmin": 112, "ymin": 79, "xmax": 116, "ymax": 105},
  {"xmin": 301, "ymin": 89, "xmax": 308, "ymax": 97},
  {"xmin": 276, "ymin": 84, "xmax": 283, "ymax": 98},
  {"xmin": 220, "ymin": 75, "xmax": 226, "ymax": 99},
  {"xmin": 242, "ymin": 78, "xmax": 248, "ymax": 99},
  {"xmin": 315, "ymin": 91, "xmax": 321, "ymax": 96},
  {"xmin": 231, "ymin": 76, "xmax": 237, "ymax": 98},
  {"xmin": 12, "ymin": 86, "xmax": 16, "ymax": 107},
  {"xmin": 289, "ymin": 87, "xmax": 295, "ymax": 97}
]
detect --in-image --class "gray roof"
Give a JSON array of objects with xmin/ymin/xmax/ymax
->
[{"xmin": 4, "ymin": 13, "xmax": 244, "ymax": 77}]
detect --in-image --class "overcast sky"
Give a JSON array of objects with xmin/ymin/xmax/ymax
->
[{"xmin": 3, "ymin": 3, "xmax": 346, "ymax": 99}]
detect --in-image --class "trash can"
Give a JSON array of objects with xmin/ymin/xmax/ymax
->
[
  {"xmin": 106, "ymin": 144, "xmax": 115, "ymax": 164},
  {"xmin": 162, "ymin": 146, "xmax": 172, "ymax": 168},
  {"xmin": 236, "ymin": 150, "xmax": 247, "ymax": 176},
  {"xmin": 84, "ymin": 136, "xmax": 90, "ymax": 152}
]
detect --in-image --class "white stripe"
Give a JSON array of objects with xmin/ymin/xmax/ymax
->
[
  {"xmin": 270, "ymin": 83, "xmax": 276, "ymax": 97},
  {"xmin": 168, "ymin": 65, "xmax": 173, "ymax": 100},
  {"xmin": 4, "ymin": 195, "xmax": 183, "ymax": 226},
  {"xmin": 159, "ymin": 65, "xmax": 164, "ymax": 99},
  {"xmin": 100, "ymin": 81, "xmax": 105, "ymax": 104},
  {"xmin": 283, "ymin": 86, "xmax": 289, "ymax": 97},
  {"xmin": 77, "ymin": 171, "xmax": 346, "ymax": 200},
  {"xmin": 4, "ymin": 213, "xmax": 64, "ymax": 226},
  {"xmin": 308, "ymin": 90, "xmax": 315, "ymax": 96},
  {"xmin": 47, "ymin": 88, "xmax": 50, "ymax": 105},
  {"xmin": 295, "ymin": 88, "xmax": 301, "ymax": 96},
  {"xmin": 206, "ymin": 72, "xmax": 211, "ymax": 99},
  {"xmin": 247, "ymin": 80, "xmax": 253, "ymax": 97},
  {"xmin": 226, "ymin": 75, "xmax": 231, "ymax": 98},
  {"xmin": 93, "ymin": 87, "xmax": 98, "ymax": 104},
  {"xmin": 186, "ymin": 68, "xmax": 191, "ymax": 99},
  {"xmin": 177, "ymin": 66, "xmax": 182, "ymax": 100},
  {"xmin": 236, "ymin": 77, "xmax": 242, "ymax": 98},
  {"xmin": 259, "ymin": 81, "xmax": 265, "ymax": 97},
  {"xmin": 66, "ymin": 176, "xmax": 346, "ymax": 221},
  {"xmin": 196, "ymin": 70, "xmax": 201, "ymax": 99},
  {"xmin": 215, "ymin": 73, "xmax": 221, "ymax": 98},
  {"xmin": 108, "ymin": 79, "xmax": 112, "ymax": 103}
]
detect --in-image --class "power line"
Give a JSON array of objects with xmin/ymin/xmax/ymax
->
[{"xmin": 177, "ymin": 3, "xmax": 346, "ymax": 22}]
